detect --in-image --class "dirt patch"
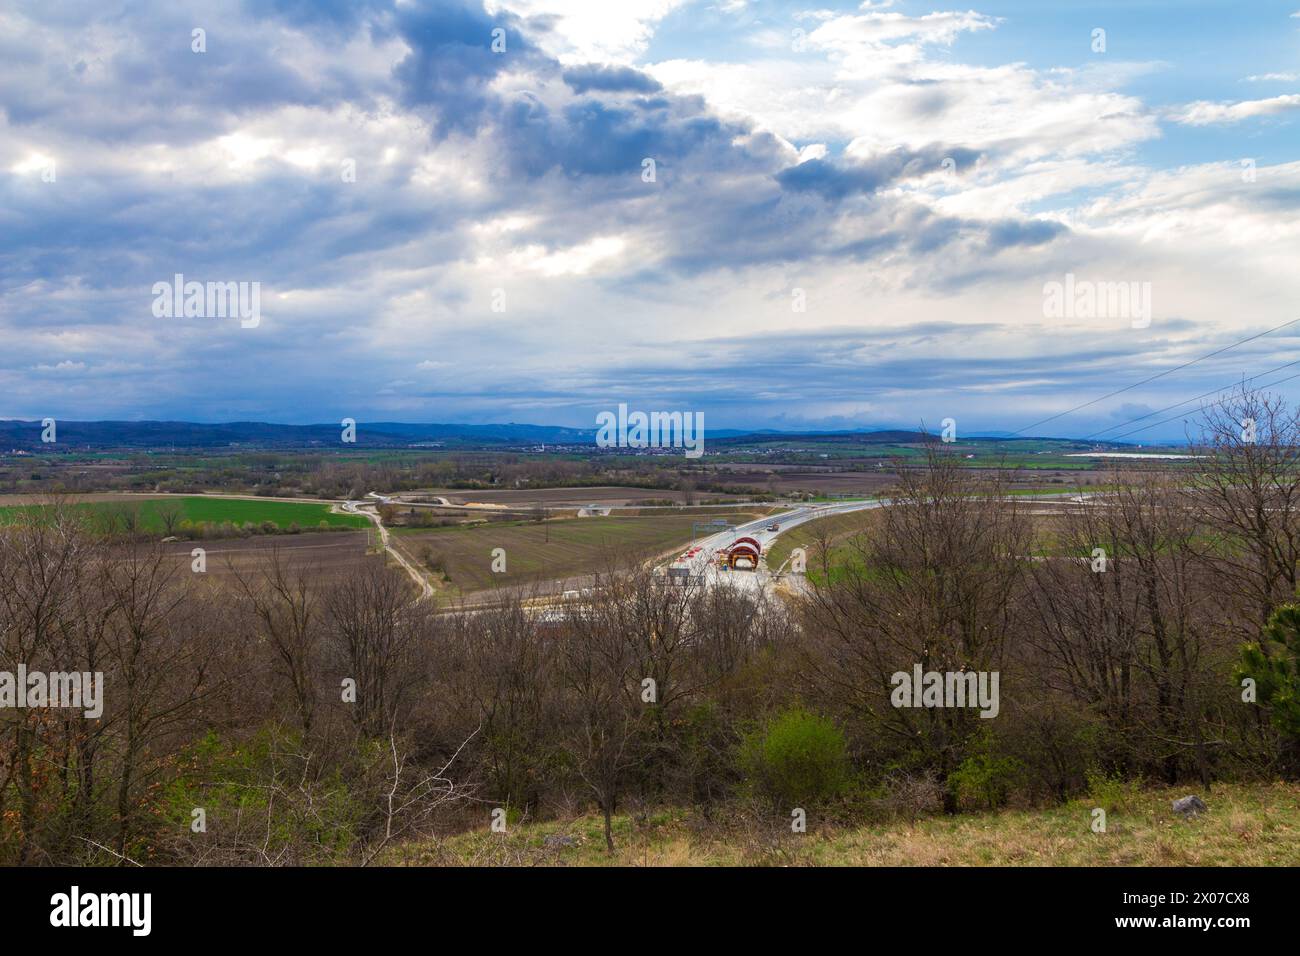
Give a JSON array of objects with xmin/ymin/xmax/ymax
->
[
  {"xmin": 155, "ymin": 531, "xmax": 373, "ymax": 583},
  {"xmin": 707, "ymin": 469, "xmax": 897, "ymax": 496},
  {"xmin": 418, "ymin": 485, "xmax": 750, "ymax": 507}
]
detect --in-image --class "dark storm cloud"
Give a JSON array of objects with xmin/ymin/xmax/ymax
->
[
  {"xmin": 377, "ymin": 3, "xmax": 1014, "ymax": 281},
  {"xmin": 0, "ymin": 0, "xmax": 1033, "ymax": 292},
  {"xmin": 392, "ymin": 0, "xmax": 548, "ymax": 134},
  {"xmin": 0, "ymin": 0, "xmax": 1109, "ymax": 426},
  {"xmin": 984, "ymin": 218, "xmax": 1067, "ymax": 250},
  {"xmin": 776, "ymin": 146, "xmax": 982, "ymax": 200},
  {"xmin": 0, "ymin": 3, "xmax": 376, "ymax": 146},
  {"xmin": 499, "ymin": 97, "xmax": 746, "ymax": 178},
  {"xmin": 561, "ymin": 64, "xmax": 663, "ymax": 95}
]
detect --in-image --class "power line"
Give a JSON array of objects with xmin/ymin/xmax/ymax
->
[
  {"xmin": 1103, "ymin": 369, "xmax": 1300, "ymax": 443},
  {"xmin": 1085, "ymin": 357, "xmax": 1300, "ymax": 440},
  {"xmin": 1012, "ymin": 317, "xmax": 1300, "ymax": 436}
]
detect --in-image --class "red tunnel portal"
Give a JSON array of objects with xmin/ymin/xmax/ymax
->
[{"xmin": 726, "ymin": 536, "xmax": 762, "ymax": 569}]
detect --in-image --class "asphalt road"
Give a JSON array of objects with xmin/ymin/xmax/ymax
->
[{"xmin": 672, "ymin": 499, "xmax": 886, "ymax": 592}]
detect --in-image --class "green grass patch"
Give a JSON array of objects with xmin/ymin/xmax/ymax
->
[{"xmin": 0, "ymin": 496, "xmax": 370, "ymax": 533}]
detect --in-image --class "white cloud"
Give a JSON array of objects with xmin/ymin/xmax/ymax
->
[
  {"xmin": 648, "ymin": 55, "xmax": 1157, "ymax": 168},
  {"xmin": 1171, "ymin": 93, "xmax": 1300, "ymax": 125},
  {"xmin": 645, "ymin": 6, "xmax": 1162, "ymax": 185},
  {"xmin": 506, "ymin": 236, "xmax": 627, "ymax": 276},
  {"xmin": 930, "ymin": 157, "xmax": 1144, "ymax": 221},
  {"xmin": 797, "ymin": 143, "xmax": 828, "ymax": 163},
  {"xmin": 806, "ymin": 9, "xmax": 998, "ymax": 64},
  {"xmin": 9, "ymin": 153, "xmax": 56, "ymax": 175},
  {"xmin": 487, "ymin": 0, "xmax": 687, "ymax": 64}
]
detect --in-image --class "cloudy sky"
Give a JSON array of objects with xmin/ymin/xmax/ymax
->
[{"xmin": 4, "ymin": 0, "xmax": 1300, "ymax": 440}]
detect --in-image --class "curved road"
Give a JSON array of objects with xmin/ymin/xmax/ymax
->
[
  {"xmin": 670, "ymin": 499, "xmax": 886, "ymax": 592},
  {"xmin": 341, "ymin": 498, "xmax": 435, "ymax": 600},
  {"xmin": 344, "ymin": 493, "xmax": 887, "ymax": 603},
  {"xmin": 344, "ymin": 492, "xmax": 1093, "ymax": 603}
]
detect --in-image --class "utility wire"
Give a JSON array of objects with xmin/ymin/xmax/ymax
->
[
  {"xmin": 1103, "ymin": 369, "xmax": 1300, "ymax": 443},
  {"xmin": 1085, "ymin": 357, "xmax": 1300, "ymax": 440},
  {"xmin": 1013, "ymin": 317, "xmax": 1300, "ymax": 436}
]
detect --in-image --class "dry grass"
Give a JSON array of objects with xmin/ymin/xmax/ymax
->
[{"xmin": 388, "ymin": 782, "xmax": 1300, "ymax": 867}]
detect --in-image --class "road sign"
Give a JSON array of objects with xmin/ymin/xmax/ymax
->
[{"xmin": 693, "ymin": 521, "xmax": 734, "ymax": 538}]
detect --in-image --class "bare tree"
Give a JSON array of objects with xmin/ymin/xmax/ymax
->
[
  {"xmin": 98, "ymin": 537, "xmax": 225, "ymax": 854},
  {"xmin": 1023, "ymin": 466, "xmax": 1222, "ymax": 783},
  {"xmin": 155, "ymin": 501, "xmax": 184, "ymax": 538},
  {"xmin": 1190, "ymin": 386, "xmax": 1300, "ymax": 639},
  {"xmin": 324, "ymin": 560, "xmax": 422, "ymax": 737},
  {"xmin": 558, "ymin": 591, "xmax": 644, "ymax": 853},
  {"xmin": 801, "ymin": 449, "xmax": 1030, "ymax": 810},
  {"xmin": 455, "ymin": 596, "xmax": 558, "ymax": 813},
  {"xmin": 230, "ymin": 546, "xmax": 321, "ymax": 735},
  {"xmin": 0, "ymin": 501, "xmax": 95, "ymax": 862}
]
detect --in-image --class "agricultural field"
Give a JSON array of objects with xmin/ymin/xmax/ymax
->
[
  {"xmin": 159, "ymin": 531, "xmax": 374, "ymax": 582},
  {"xmin": 704, "ymin": 465, "xmax": 897, "ymax": 498},
  {"xmin": 422, "ymin": 485, "xmax": 754, "ymax": 506},
  {"xmin": 0, "ymin": 494, "xmax": 371, "ymax": 533},
  {"xmin": 708, "ymin": 436, "xmax": 1114, "ymax": 470},
  {"xmin": 701, "ymin": 461, "xmax": 1104, "ymax": 500},
  {"xmin": 397, "ymin": 510, "xmax": 773, "ymax": 595}
]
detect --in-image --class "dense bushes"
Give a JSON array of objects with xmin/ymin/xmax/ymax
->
[
  {"xmin": 741, "ymin": 708, "xmax": 850, "ymax": 808},
  {"xmin": 948, "ymin": 733, "xmax": 1021, "ymax": 811}
]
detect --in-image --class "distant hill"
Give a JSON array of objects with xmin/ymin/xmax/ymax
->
[
  {"xmin": 0, "ymin": 419, "xmax": 598, "ymax": 449},
  {"xmin": 0, "ymin": 419, "xmax": 1109, "ymax": 451}
]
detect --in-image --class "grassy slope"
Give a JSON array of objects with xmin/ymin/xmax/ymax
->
[
  {"xmin": 391, "ymin": 782, "xmax": 1300, "ymax": 867},
  {"xmin": 765, "ymin": 508, "xmax": 880, "ymax": 580}
]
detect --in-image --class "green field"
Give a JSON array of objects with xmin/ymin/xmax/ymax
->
[
  {"xmin": 0, "ymin": 496, "xmax": 371, "ymax": 532},
  {"xmin": 708, "ymin": 437, "xmax": 1111, "ymax": 470}
]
